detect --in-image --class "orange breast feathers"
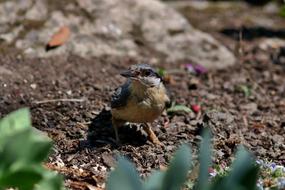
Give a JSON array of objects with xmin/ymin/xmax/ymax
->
[{"xmin": 111, "ymin": 82, "xmax": 169, "ymax": 123}]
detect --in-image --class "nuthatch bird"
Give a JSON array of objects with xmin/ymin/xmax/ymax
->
[{"xmin": 111, "ymin": 64, "xmax": 170, "ymax": 145}]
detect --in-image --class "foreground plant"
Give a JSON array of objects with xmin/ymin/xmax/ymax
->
[
  {"xmin": 106, "ymin": 129, "xmax": 260, "ymax": 190},
  {"xmin": 0, "ymin": 108, "xmax": 63, "ymax": 190}
]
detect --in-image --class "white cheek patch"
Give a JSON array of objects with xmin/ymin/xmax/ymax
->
[
  {"xmin": 151, "ymin": 78, "xmax": 161, "ymax": 86},
  {"xmin": 139, "ymin": 77, "xmax": 161, "ymax": 87}
]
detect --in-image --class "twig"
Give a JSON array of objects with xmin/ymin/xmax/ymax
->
[
  {"xmin": 34, "ymin": 98, "xmax": 87, "ymax": 104},
  {"xmin": 242, "ymin": 115, "xmax": 248, "ymax": 127}
]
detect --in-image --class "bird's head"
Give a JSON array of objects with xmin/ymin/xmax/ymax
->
[{"xmin": 120, "ymin": 64, "xmax": 162, "ymax": 87}]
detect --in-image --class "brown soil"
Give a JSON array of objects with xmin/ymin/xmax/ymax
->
[{"xmin": 1, "ymin": 2, "xmax": 285, "ymax": 189}]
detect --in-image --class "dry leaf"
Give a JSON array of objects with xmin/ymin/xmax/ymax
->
[
  {"xmin": 86, "ymin": 184, "xmax": 98, "ymax": 190},
  {"xmin": 252, "ymin": 122, "xmax": 265, "ymax": 129},
  {"xmin": 66, "ymin": 180, "xmax": 89, "ymax": 190},
  {"xmin": 46, "ymin": 26, "xmax": 71, "ymax": 51},
  {"xmin": 163, "ymin": 74, "xmax": 175, "ymax": 84}
]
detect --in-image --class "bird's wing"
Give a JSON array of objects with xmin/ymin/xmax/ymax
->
[{"xmin": 111, "ymin": 80, "xmax": 131, "ymax": 109}]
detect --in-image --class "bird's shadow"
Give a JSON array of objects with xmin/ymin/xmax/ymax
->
[{"xmin": 85, "ymin": 109, "xmax": 148, "ymax": 148}]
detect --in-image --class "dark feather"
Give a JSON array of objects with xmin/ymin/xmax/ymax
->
[{"xmin": 111, "ymin": 80, "xmax": 131, "ymax": 108}]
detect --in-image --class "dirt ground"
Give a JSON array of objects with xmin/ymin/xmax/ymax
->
[{"xmin": 0, "ymin": 2, "xmax": 285, "ymax": 190}]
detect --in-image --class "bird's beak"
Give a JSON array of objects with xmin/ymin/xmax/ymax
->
[{"xmin": 120, "ymin": 70, "xmax": 137, "ymax": 78}]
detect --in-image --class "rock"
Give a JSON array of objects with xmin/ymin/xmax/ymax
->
[
  {"xmin": 0, "ymin": 26, "xmax": 23, "ymax": 43},
  {"xmin": 0, "ymin": 0, "xmax": 236, "ymax": 69},
  {"xmin": 0, "ymin": 66, "xmax": 13, "ymax": 76},
  {"xmin": 240, "ymin": 102, "xmax": 258, "ymax": 115},
  {"xmin": 259, "ymin": 38, "xmax": 285, "ymax": 51},
  {"xmin": 101, "ymin": 153, "xmax": 116, "ymax": 167},
  {"xmin": 25, "ymin": 0, "xmax": 48, "ymax": 21},
  {"xmin": 0, "ymin": 0, "xmax": 33, "ymax": 24},
  {"xmin": 203, "ymin": 110, "xmax": 235, "ymax": 129},
  {"xmin": 271, "ymin": 134, "xmax": 284, "ymax": 147}
]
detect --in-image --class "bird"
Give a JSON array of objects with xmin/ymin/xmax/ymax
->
[{"xmin": 111, "ymin": 63, "xmax": 170, "ymax": 145}]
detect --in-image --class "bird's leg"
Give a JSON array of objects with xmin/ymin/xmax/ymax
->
[
  {"xmin": 142, "ymin": 123, "xmax": 162, "ymax": 145},
  {"xmin": 111, "ymin": 117, "xmax": 124, "ymax": 144}
]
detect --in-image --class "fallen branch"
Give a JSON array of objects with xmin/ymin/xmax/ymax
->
[{"xmin": 34, "ymin": 98, "xmax": 86, "ymax": 104}]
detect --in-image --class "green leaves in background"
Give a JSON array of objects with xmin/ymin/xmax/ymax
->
[
  {"xmin": 0, "ymin": 108, "xmax": 63, "ymax": 190},
  {"xmin": 280, "ymin": 5, "xmax": 285, "ymax": 18},
  {"xmin": 157, "ymin": 68, "xmax": 166, "ymax": 78},
  {"xmin": 236, "ymin": 84, "xmax": 251, "ymax": 97},
  {"xmin": 167, "ymin": 102, "xmax": 192, "ymax": 114}
]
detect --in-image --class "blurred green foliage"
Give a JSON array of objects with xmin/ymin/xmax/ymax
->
[
  {"xmin": 280, "ymin": 5, "xmax": 285, "ymax": 17},
  {"xmin": 0, "ymin": 108, "xmax": 63, "ymax": 190},
  {"xmin": 106, "ymin": 129, "xmax": 259, "ymax": 190},
  {"xmin": 167, "ymin": 102, "xmax": 192, "ymax": 114},
  {"xmin": 235, "ymin": 84, "xmax": 252, "ymax": 97}
]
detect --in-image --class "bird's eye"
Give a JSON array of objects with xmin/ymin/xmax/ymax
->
[{"xmin": 144, "ymin": 70, "xmax": 151, "ymax": 76}]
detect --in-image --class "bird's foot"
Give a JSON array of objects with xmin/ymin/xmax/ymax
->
[{"xmin": 143, "ymin": 123, "xmax": 163, "ymax": 146}]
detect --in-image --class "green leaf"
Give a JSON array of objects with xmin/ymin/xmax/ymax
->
[
  {"xmin": 160, "ymin": 144, "xmax": 192, "ymax": 190},
  {"xmin": 273, "ymin": 167, "xmax": 284, "ymax": 178},
  {"xmin": 0, "ymin": 129, "xmax": 52, "ymax": 170},
  {"xmin": 157, "ymin": 68, "xmax": 166, "ymax": 77},
  {"xmin": 195, "ymin": 129, "xmax": 212, "ymax": 190},
  {"xmin": 209, "ymin": 176, "xmax": 227, "ymax": 190},
  {"xmin": 106, "ymin": 156, "xmax": 143, "ymax": 190},
  {"xmin": 0, "ymin": 108, "xmax": 31, "ymax": 145},
  {"xmin": 210, "ymin": 146, "xmax": 259, "ymax": 190},
  {"xmin": 0, "ymin": 129, "xmax": 31, "ymax": 171},
  {"xmin": 36, "ymin": 171, "xmax": 64, "ymax": 190},
  {"xmin": 0, "ymin": 166, "xmax": 43, "ymax": 190},
  {"xmin": 280, "ymin": 5, "xmax": 285, "ymax": 17},
  {"xmin": 167, "ymin": 105, "xmax": 192, "ymax": 113},
  {"xmin": 236, "ymin": 85, "xmax": 251, "ymax": 97},
  {"xmin": 225, "ymin": 147, "xmax": 259, "ymax": 190},
  {"xmin": 144, "ymin": 171, "xmax": 165, "ymax": 190},
  {"xmin": 0, "ymin": 109, "xmax": 64, "ymax": 190},
  {"xmin": 28, "ymin": 132, "xmax": 53, "ymax": 163}
]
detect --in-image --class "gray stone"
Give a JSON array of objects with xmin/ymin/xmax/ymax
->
[
  {"xmin": 0, "ymin": 0, "xmax": 236, "ymax": 69},
  {"xmin": 0, "ymin": 26, "xmax": 23, "ymax": 43},
  {"xmin": 0, "ymin": 0, "xmax": 32, "ymax": 24},
  {"xmin": 0, "ymin": 66, "xmax": 13, "ymax": 76},
  {"xmin": 0, "ymin": 66, "xmax": 20, "ymax": 80},
  {"xmin": 25, "ymin": 0, "xmax": 48, "ymax": 21},
  {"xmin": 240, "ymin": 103, "xmax": 258, "ymax": 115},
  {"xmin": 203, "ymin": 110, "xmax": 235, "ymax": 128}
]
